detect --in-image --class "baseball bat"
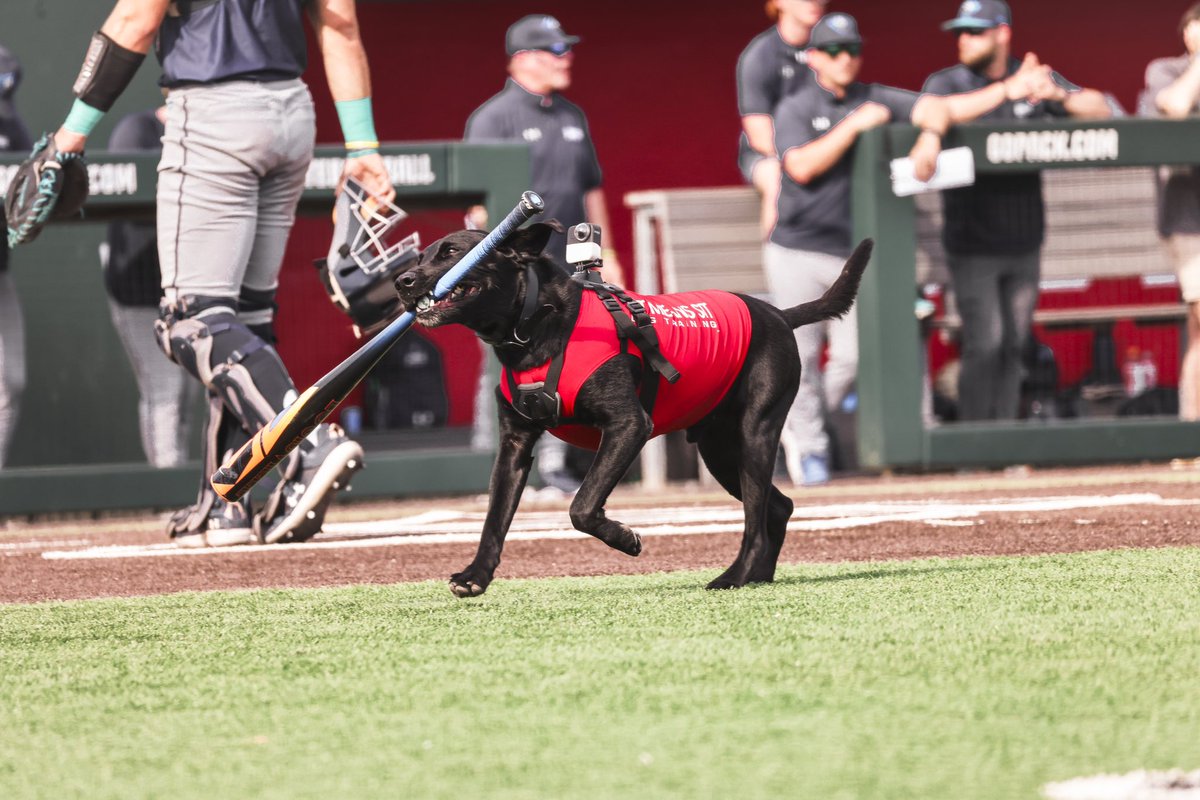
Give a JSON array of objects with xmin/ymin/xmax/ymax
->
[{"xmin": 210, "ymin": 190, "xmax": 545, "ymax": 502}]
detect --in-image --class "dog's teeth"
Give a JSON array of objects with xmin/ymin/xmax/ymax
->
[{"xmin": 416, "ymin": 296, "xmax": 432, "ymax": 311}]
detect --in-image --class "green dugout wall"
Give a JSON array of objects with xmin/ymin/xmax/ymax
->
[
  {"xmin": 0, "ymin": 142, "xmax": 528, "ymax": 515},
  {"xmin": 853, "ymin": 118, "xmax": 1200, "ymax": 471}
]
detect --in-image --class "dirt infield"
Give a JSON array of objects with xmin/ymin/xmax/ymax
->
[{"xmin": 3, "ymin": 463, "xmax": 1199, "ymax": 605}]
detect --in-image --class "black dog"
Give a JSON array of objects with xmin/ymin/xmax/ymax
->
[{"xmin": 394, "ymin": 223, "xmax": 872, "ymax": 596}]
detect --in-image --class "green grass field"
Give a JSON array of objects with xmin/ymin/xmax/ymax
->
[{"xmin": 3, "ymin": 547, "xmax": 1199, "ymax": 799}]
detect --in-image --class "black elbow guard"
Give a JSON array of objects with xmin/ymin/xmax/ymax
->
[{"xmin": 73, "ymin": 32, "xmax": 145, "ymax": 112}]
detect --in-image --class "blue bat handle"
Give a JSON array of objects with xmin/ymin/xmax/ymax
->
[{"xmin": 433, "ymin": 190, "xmax": 544, "ymax": 299}]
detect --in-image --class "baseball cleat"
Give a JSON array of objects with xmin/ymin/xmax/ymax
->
[{"xmin": 257, "ymin": 424, "xmax": 364, "ymax": 544}]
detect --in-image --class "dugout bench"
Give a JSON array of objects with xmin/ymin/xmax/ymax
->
[
  {"xmin": 0, "ymin": 142, "xmax": 528, "ymax": 515},
  {"xmin": 627, "ymin": 118, "xmax": 1200, "ymax": 480}
]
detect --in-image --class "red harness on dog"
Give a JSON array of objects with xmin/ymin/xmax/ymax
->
[{"xmin": 500, "ymin": 285, "xmax": 753, "ymax": 450}]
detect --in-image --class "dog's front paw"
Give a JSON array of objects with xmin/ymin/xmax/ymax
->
[{"xmin": 449, "ymin": 565, "xmax": 492, "ymax": 598}]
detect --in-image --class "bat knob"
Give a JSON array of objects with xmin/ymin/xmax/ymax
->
[
  {"xmin": 521, "ymin": 191, "xmax": 545, "ymax": 215},
  {"xmin": 212, "ymin": 467, "xmax": 238, "ymax": 484}
]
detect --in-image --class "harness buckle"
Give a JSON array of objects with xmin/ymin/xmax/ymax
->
[{"xmin": 513, "ymin": 381, "xmax": 562, "ymax": 427}]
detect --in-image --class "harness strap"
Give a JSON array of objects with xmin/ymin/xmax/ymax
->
[
  {"xmin": 486, "ymin": 264, "xmax": 555, "ymax": 349},
  {"xmin": 503, "ymin": 275, "xmax": 683, "ymax": 428},
  {"xmin": 506, "ymin": 352, "xmax": 565, "ymax": 427},
  {"xmin": 587, "ymin": 282, "xmax": 682, "ymax": 385}
]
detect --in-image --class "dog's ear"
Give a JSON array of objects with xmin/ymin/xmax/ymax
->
[{"xmin": 501, "ymin": 221, "xmax": 562, "ymax": 263}]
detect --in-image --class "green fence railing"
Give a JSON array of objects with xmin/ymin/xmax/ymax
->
[{"xmin": 0, "ymin": 141, "xmax": 528, "ymax": 515}]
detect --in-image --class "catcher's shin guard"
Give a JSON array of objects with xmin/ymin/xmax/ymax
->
[
  {"xmin": 166, "ymin": 391, "xmax": 254, "ymax": 547},
  {"xmin": 155, "ymin": 296, "xmax": 295, "ymax": 433}
]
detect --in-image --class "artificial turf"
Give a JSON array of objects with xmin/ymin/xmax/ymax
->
[{"xmin": 2, "ymin": 547, "xmax": 1198, "ymax": 799}]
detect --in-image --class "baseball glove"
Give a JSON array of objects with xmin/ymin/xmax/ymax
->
[{"xmin": 5, "ymin": 134, "xmax": 90, "ymax": 248}]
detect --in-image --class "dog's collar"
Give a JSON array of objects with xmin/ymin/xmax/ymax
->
[{"xmin": 482, "ymin": 263, "xmax": 556, "ymax": 349}]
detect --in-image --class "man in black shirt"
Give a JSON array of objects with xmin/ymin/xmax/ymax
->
[
  {"xmin": 923, "ymin": 0, "xmax": 1111, "ymax": 422},
  {"xmin": 736, "ymin": 0, "xmax": 828, "ymax": 237},
  {"xmin": 769, "ymin": 11, "xmax": 1045, "ymax": 484},
  {"xmin": 465, "ymin": 14, "xmax": 623, "ymax": 284},
  {"xmin": 464, "ymin": 14, "xmax": 622, "ymax": 494}
]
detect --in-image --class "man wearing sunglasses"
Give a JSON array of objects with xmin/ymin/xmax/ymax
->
[
  {"xmin": 464, "ymin": 14, "xmax": 622, "ymax": 495},
  {"xmin": 923, "ymin": 0, "xmax": 1111, "ymax": 423},
  {"xmin": 737, "ymin": 0, "xmax": 831, "ymax": 238},
  {"xmin": 767, "ymin": 12, "xmax": 1047, "ymax": 485}
]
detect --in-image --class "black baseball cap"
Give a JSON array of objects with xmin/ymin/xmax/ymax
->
[
  {"xmin": 505, "ymin": 15, "xmax": 581, "ymax": 56},
  {"xmin": 0, "ymin": 45, "xmax": 21, "ymax": 119},
  {"xmin": 941, "ymin": 0, "xmax": 1012, "ymax": 31},
  {"xmin": 808, "ymin": 13, "xmax": 863, "ymax": 49}
]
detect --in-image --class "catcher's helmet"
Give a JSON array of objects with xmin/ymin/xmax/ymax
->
[{"xmin": 315, "ymin": 177, "xmax": 421, "ymax": 338}]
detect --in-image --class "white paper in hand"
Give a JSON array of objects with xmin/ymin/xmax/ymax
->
[{"xmin": 890, "ymin": 146, "xmax": 975, "ymax": 197}]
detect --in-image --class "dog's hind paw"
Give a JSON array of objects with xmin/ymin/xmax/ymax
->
[
  {"xmin": 705, "ymin": 565, "xmax": 749, "ymax": 590},
  {"xmin": 705, "ymin": 576, "xmax": 741, "ymax": 590},
  {"xmin": 607, "ymin": 524, "xmax": 642, "ymax": 557}
]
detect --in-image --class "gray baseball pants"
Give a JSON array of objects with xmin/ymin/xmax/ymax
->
[
  {"xmin": 763, "ymin": 242, "xmax": 858, "ymax": 462},
  {"xmin": 157, "ymin": 79, "xmax": 316, "ymax": 302}
]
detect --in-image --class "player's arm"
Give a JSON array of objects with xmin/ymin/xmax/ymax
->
[
  {"xmin": 1060, "ymin": 88, "xmax": 1113, "ymax": 119},
  {"xmin": 53, "ymin": 0, "xmax": 169, "ymax": 153},
  {"xmin": 935, "ymin": 54, "xmax": 1052, "ymax": 124},
  {"xmin": 908, "ymin": 95, "xmax": 951, "ymax": 182},
  {"xmin": 742, "ymin": 114, "xmax": 777, "ymax": 157},
  {"xmin": 1029, "ymin": 70, "xmax": 1112, "ymax": 120},
  {"xmin": 310, "ymin": 0, "xmax": 394, "ymax": 202},
  {"xmin": 736, "ymin": 44, "xmax": 778, "ymax": 157},
  {"xmin": 782, "ymin": 103, "xmax": 890, "ymax": 185},
  {"xmin": 1152, "ymin": 58, "xmax": 1200, "ymax": 118}
]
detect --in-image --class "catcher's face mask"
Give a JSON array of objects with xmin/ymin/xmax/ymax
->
[{"xmin": 316, "ymin": 177, "xmax": 421, "ymax": 338}]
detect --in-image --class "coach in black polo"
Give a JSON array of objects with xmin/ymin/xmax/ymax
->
[
  {"xmin": 464, "ymin": 14, "xmax": 621, "ymax": 282},
  {"xmin": 768, "ymin": 11, "xmax": 1040, "ymax": 485},
  {"xmin": 923, "ymin": 0, "xmax": 1111, "ymax": 422},
  {"xmin": 464, "ymin": 14, "xmax": 622, "ymax": 495}
]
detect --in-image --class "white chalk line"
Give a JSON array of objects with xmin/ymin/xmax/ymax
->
[{"xmin": 37, "ymin": 493, "xmax": 1195, "ymax": 562}]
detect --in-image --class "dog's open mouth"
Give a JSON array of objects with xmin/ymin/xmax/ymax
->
[{"xmin": 413, "ymin": 283, "xmax": 481, "ymax": 315}]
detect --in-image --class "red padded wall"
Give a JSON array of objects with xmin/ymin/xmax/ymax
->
[{"xmin": 276, "ymin": 1, "xmax": 1185, "ymax": 420}]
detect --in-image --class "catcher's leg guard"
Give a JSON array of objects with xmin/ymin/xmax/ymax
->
[
  {"xmin": 156, "ymin": 296, "xmax": 295, "ymax": 431},
  {"xmin": 166, "ymin": 391, "xmax": 254, "ymax": 547},
  {"xmin": 157, "ymin": 296, "xmax": 296, "ymax": 546}
]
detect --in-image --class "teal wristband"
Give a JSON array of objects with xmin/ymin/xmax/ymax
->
[
  {"xmin": 335, "ymin": 97, "xmax": 379, "ymax": 152},
  {"xmin": 62, "ymin": 98, "xmax": 105, "ymax": 137}
]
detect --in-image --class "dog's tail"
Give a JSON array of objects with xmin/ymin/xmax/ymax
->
[{"xmin": 781, "ymin": 238, "xmax": 874, "ymax": 329}]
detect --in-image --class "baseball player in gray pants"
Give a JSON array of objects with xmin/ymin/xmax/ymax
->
[{"xmin": 48, "ymin": 0, "xmax": 395, "ymax": 546}]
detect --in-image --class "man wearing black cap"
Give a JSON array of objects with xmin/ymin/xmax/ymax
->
[
  {"xmin": 923, "ymin": 0, "xmax": 1111, "ymax": 422},
  {"xmin": 464, "ymin": 14, "xmax": 622, "ymax": 494},
  {"xmin": 0, "ymin": 44, "xmax": 33, "ymax": 469},
  {"xmin": 768, "ymin": 12, "xmax": 1043, "ymax": 485},
  {"xmin": 465, "ymin": 14, "xmax": 623, "ymax": 285},
  {"xmin": 736, "ymin": 0, "xmax": 830, "ymax": 237}
]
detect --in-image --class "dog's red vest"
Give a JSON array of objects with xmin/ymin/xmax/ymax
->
[{"xmin": 500, "ymin": 289, "xmax": 752, "ymax": 450}]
